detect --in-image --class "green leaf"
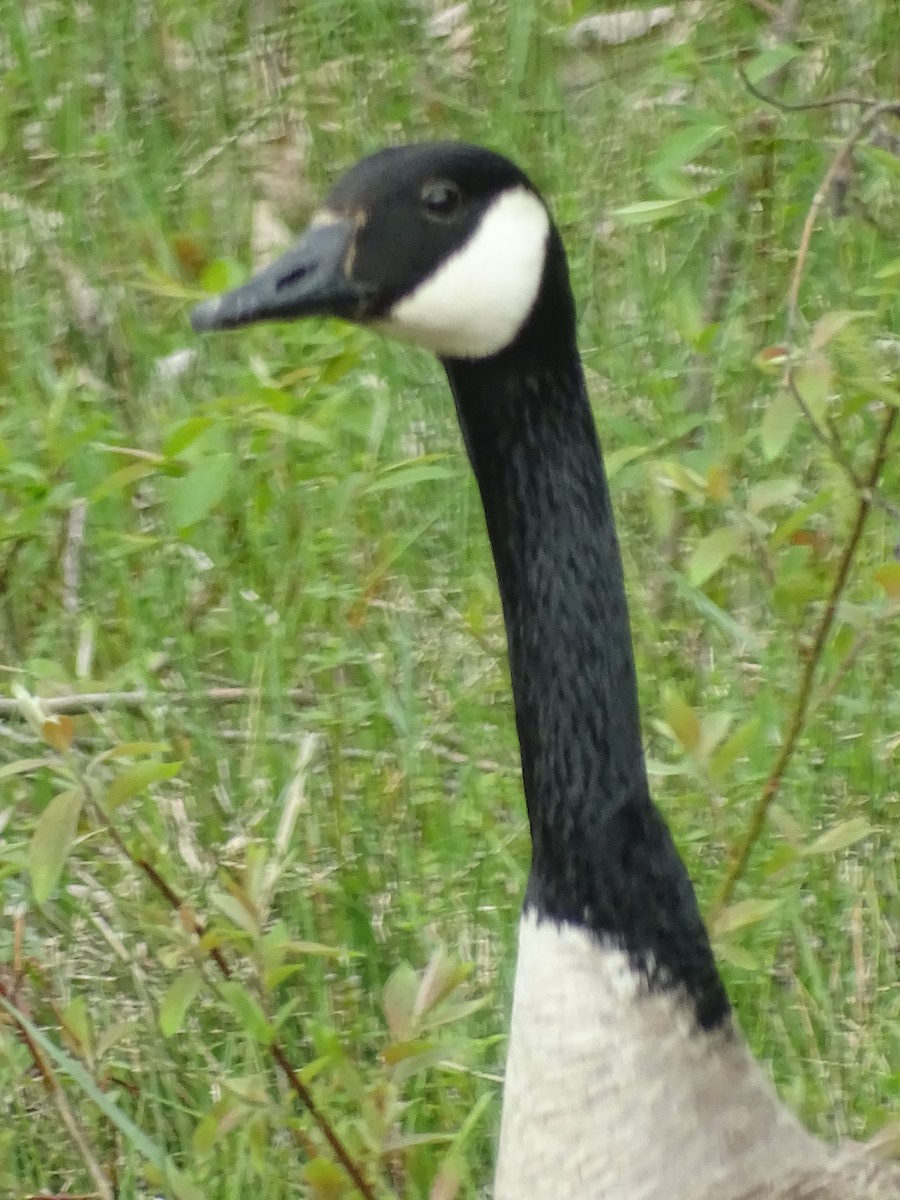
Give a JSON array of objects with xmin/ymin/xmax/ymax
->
[
  {"xmin": 708, "ymin": 718, "xmax": 760, "ymax": 781},
  {"xmin": 769, "ymin": 490, "xmax": 833, "ymax": 548},
  {"xmin": 365, "ymin": 459, "xmax": 456, "ymax": 494},
  {"xmin": 414, "ymin": 948, "xmax": 469, "ymax": 1018},
  {"xmin": 654, "ymin": 459, "xmax": 709, "ymax": 501},
  {"xmin": 687, "ymin": 527, "xmax": 744, "ymax": 587},
  {"xmin": 383, "ymin": 1036, "xmax": 434, "ymax": 1066},
  {"xmin": 874, "ymin": 562, "xmax": 900, "ymax": 599},
  {"xmin": 167, "ymin": 454, "xmax": 232, "ymax": 528},
  {"xmin": 669, "ymin": 570, "xmax": 761, "ymax": 651},
  {"xmin": 809, "ymin": 310, "xmax": 861, "ymax": 350},
  {"xmin": 160, "ymin": 969, "xmax": 204, "ymax": 1037},
  {"xmin": 91, "ymin": 461, "xmax": 157, "ymax": 502},
  {"xmin": 199, "ymin": 257, "xmax": 245, "ymax": 293},
  {"xmin": 714, "ymin": 940, "xmax": 762, "ymax": 972},
  {"xmin": 803, "ymin": 817, "xmax": 874, "ymax": 857},
  {"xmin": 304, "ymin": 1157, "xmax": 348, "ymax": 1199},
  {"xmin": 697, "ymin": 710, "xmax": 732, "ymax": 760},
  {"xmin": 747, "ymin": 478, "xmax": 800, "ymax": 515},
  {"xmin": 649, "ymin": 123, "xmax": 727, "ymax": 177},
  {"xmin": 862, "ymin": 146, "xmax": 900, "ymax": 182},
  {"xmin": 430, "ymin": 1158, "xmax": 463, "ymax": 1200},
  {"xmin": 792, "ymin": 356, "xmax": 832, "ymax": 423},
  {"xmin": 106, "ymin": 760, "xmax": 181, "ymax": 807},
  {"xmin": 611, "ymin": 197, "xmax": 694, "ymax": 225},
  {"xmin": 249, "ymin": 407, "xmax": 333, "ymax": 447},
  {"xmin": 60, "ymin": 996, "xmax": 91, "ymax": 1054},
  {"xmin": 29, "ymin": 789, "xmax": 84, "ymax": 904},
  {"xmin": 383, "ymin": 962, "xmax": 419, "ymax": 1039},
  {"xmin": 661, "ymin": 687, "xmax": 701, "ymax": 752},
  {"xmin": 219, "ymin": 982, "xmax": 274, "ymax": 1045},
  {"xmin": 742, "ymin": 44, "xmax": 800, "ymax": 84},
  {"xmin": 712, "ymin": 897, "xmax": 780, "ymax": 937},
  {"xmin": 760, "ymin": 389, "xmax": 799, "ymax": 461},
  {"xmin": 419, "ymin": 995, "xmax": 487, "ymax": 1031},
  {"xmin": 210, "ymin": 888, "xmax": 261, "ymax": 937},
  {"xmin": 858, "ymin": 377, "xmax": 900, "ymax": 407},
  {"xmin": 96, "ymin": 1019, "xmax": 139, "ymax": 1059},
  {"xmin": 0, "ymin": 757, "xmax": 51, "ymax": 779},
  {"xmin": 604, "ymin": 443, "xmax": 653, "ymax": 478},
  {"xmin": 163, "ymin": 416, "xmax": 215, "ymax": 458}
]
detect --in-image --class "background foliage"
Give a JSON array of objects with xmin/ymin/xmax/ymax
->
[{"xmin": 1, "ymin": 1, "xmax": 898, "ymax": 1196}]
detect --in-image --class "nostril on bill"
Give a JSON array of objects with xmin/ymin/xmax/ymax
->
[{"xmin": 276, "ymin": 263, "xmax": 313, "ymax": 291}]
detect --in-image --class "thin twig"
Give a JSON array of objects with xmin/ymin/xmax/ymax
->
[
  {"xmin": 714, "ymin": 404, "xmax": 897, "ymax": 915},
  {"xmin": 738, "ymin": 62, "xmax": 897, "ymax": 115},
  {"xmin": 0, "ymin": 686, "xmax": 309, "ymax": 717},
  {"xmin": 788, "ymin": 101, "xmax": 899, "ymax": 329},
  {"xmin": 686, "ymin": 0, "xmax": 804, "ymax": 416},
  {"xmin": 783, "ymin": 371, "xmax": 900, "ymax": 521},
  {"xmin": 0, "ymin": 987, "xmax": 115, "ymax": 1200},
  {"xmin": 91, "ymin": 799, "xmax": 381, "ymax": 1200}
]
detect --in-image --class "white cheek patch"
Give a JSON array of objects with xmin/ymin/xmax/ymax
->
[{"xmin": 381, "ymin": 186, "xmax": 550, "ymax": 360}]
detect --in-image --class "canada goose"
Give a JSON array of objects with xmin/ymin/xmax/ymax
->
[{"xmin": 191, "ymin": 143, "xmax": 898, "ymax": 1200}]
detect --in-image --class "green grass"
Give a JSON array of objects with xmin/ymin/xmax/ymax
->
[{"xmin": 1, "ymin": 2, "xmax": 898, "ymax": 1196}]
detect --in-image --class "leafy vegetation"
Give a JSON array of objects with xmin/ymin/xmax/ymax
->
[{"xmin": 1, "ymin": 2, "xmax": 897, "ymax": 1197}]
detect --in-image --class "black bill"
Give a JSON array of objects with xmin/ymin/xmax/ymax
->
[{"xmin": 190, "ymin": 219, "xmax": 371, "ymax": 333}]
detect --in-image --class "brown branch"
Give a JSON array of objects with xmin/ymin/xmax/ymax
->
[
  {"xmin": 784, "ymin": 371, "xmax": 900, "ymax": 521},
  {"xmin": 90, "ymin": 801, "xmax": 381, "ymax": 1200},
  {"xmin": 0, "ymin": 987, "xmax": 114, "ymax": 1200},
  {"xmin": 788, "ymin": 101, "xmax": 899, "ymax": 330},
  {"xmin": 0, "ymin": 686, "xmax": 309, "ymax": 717},
  {"xmin": 687, "ymin": 0, "xmax": 805, "ymax": 415},
  {"xmin": 738, "ymin": 62, "xmax": 897, "ymax": 115},
  {"xmin": 714, "ymin": 404, "xmax": 897, "ymax": 915}
]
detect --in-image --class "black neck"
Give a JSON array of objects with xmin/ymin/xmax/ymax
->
[{"xmin": 444, "ymin": 317, "xmax": 729, "ymax": 1030}]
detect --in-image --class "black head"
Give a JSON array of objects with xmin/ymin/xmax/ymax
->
[{"xmin": 191, "ymin": 141, "xmax": 571, "ymax": 361}]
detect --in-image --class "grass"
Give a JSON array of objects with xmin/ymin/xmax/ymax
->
[{"xmin": 1, "ymin": 1, "xmax": 898, "ymax": 1196}]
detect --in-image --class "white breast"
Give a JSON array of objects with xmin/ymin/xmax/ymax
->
[{"xmin": 494, "ymin": 912, "xmax": 826, "ymax": 1200}]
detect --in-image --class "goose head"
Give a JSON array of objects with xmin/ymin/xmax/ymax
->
[{"xmin": 191, "ymin": 142, "xmax": 570, "ymax": 361}]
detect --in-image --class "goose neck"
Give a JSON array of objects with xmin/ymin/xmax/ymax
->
[{"xmin": 444, "ymin": 344, "xmax": 728, "ymax": 1027}]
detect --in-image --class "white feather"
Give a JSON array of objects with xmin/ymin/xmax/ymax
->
[
  {"xmin": 381, "ymin": 186, "xmax": 550, "ymax": 359},
  {"xmin": 494, "ymin": 912, "xmax": 824, "ymax": 1200}
]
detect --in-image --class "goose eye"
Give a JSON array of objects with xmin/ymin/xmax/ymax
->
[{"xmin": 421, "ymin": 181, "xmax": 463, "ymax": 221}]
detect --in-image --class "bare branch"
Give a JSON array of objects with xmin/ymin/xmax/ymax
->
[
  {"xmin": 88, "ymin": 793, "xmax": 382, "ymax": 1200},
  {"xmin": 738, "ymin": 61, "xmax": 897, "ymax": 115},
  {"xmin": 788, "ymin": 101, "xmax": 900, "ymax": 329},
  {"xmin": 784, "ymin": 370, "xmax": 900, "ymax": 523},
  {"xmin": 715, "ymin": 404, "xmax": 897, "ymax": 914},
  {"xmin": 0, "ymin": 685, "xmax": 309, "ymax": 717},
  {"xmin": 0, "ymin": 988, "xmax": 115, "ymax": 1200}
]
